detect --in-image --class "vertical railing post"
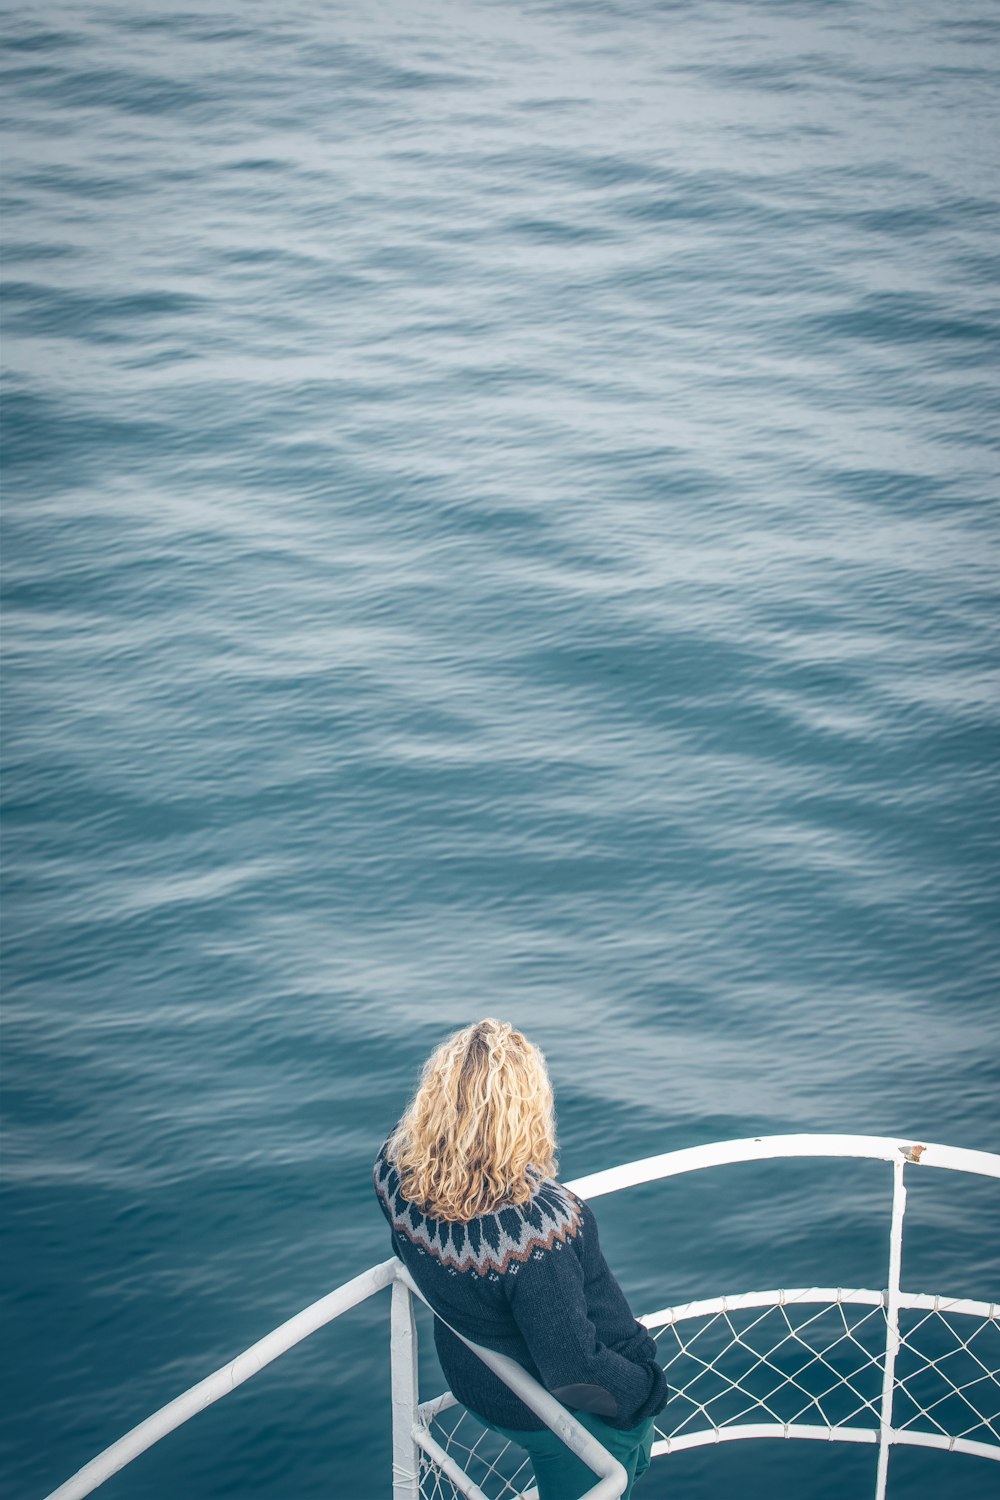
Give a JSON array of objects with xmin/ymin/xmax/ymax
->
[
  {"xmin": 875, "ymin": 1158, "xmax": 907, "ymax": 1500},
  {"xmin": 391, "ymin": 1274, "xmax": 421, "ymax": 1500}
]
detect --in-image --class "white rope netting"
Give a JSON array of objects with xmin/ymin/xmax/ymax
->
[
  {"xmin": 652, "ymin": 1292, "xmax": 886, "ymax": 1439},
  {"xmin": 892, "ymin": 1302, "xmax": 1000, "ymax": 1448},
  {"xmin": 416, "ymin": 1400, "xmax": 534, "ymax": 1500},
  {"xmin": 414, "ymin": 1293, "xmax": 999, "ymax": 1499},
  {"xmin": 647, "ymin": 1292, "xmax": 999, "ymax": 1454}
]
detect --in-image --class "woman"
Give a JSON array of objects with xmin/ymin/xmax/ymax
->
[{"xmin": 373, "ymin": 1019, "xmax": 667, "ymax": 1500}]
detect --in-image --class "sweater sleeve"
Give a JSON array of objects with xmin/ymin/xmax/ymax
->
[
  {"xmin": 504, "ymin": 1242, "xmax": 666, "ymax": 1428},
  {"xmin": 579, "ymin": 1204, "xmax": 663, "ymax": 1371}
]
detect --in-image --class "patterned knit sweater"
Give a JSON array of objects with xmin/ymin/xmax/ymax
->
[{"xmin": 373, "ymin": 1142, "xmax": 668, "ymax": 1432}]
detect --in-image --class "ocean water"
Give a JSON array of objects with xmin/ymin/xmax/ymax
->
[{"xmin": 2, "ymin": 2, "xmax": 998, "ymax": 1497}]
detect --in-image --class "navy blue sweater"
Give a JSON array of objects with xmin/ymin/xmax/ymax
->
[{"xmin": 373, "ymin": 1142, "xmax": 667, "ymax": 1432}]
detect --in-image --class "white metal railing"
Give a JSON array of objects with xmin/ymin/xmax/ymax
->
[
  {"xmin": 417, "ymin": 1135, "xmax": 998, "ymax": 1499},
  {"xmin": 41, "ymin": 1134, "xmax": 1000, "ymax": 1500}
]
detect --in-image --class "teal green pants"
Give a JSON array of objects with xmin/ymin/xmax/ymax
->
[{"xmin": 472, "ymin": 1410, "xmax": 655, "ymax": 1500}]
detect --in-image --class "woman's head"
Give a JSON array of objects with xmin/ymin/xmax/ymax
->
[{"xmin": 388, "ymin": 1019, "xmax": 557, "ymax": 1222}]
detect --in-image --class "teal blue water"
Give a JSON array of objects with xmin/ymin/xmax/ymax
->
[{"xmin": 2, "ymin": 3, "xmax": 998, "ymax": 1497}]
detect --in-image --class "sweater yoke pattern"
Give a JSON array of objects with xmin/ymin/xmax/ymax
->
[{"xmin": 374, "ymin": 1149, "xmax": 583, "ymax": 1278}]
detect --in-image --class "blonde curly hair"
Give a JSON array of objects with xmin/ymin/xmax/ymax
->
[{"xmin": 387, "ymin": 1019, "xmax": 558, "ymax": 1222}]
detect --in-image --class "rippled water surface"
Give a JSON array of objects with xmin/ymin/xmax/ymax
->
[{"xmin": 2, "ymin": 2, "xmax": 998, "ymax": 1497}]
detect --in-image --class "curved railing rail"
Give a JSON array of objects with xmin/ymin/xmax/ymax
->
[
  {"xmin": 41, "ymin": 1134, "xmax": 999, "ymax": 1500},
  {"xmin": 43, "ymin": 1260, "xmax": 396, "ymax": 1500},
  {"xmin": 43, "ymin": 1263, "xmax": 625, "ymax": 1500},
  {"xmin": 565, "ymin": 1131, "xmax": 1000, "ymax": 1198}
]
